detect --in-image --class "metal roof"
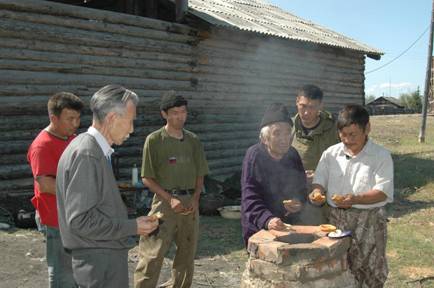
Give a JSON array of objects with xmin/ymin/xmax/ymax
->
[{"xmin": 188, "ymin": 0, "xmax": 383, "ymax": 59}]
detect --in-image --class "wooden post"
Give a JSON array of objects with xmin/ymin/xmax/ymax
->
[{"xmin": 419, "ymin": 0, "xmax": 434, "ymax": 143}]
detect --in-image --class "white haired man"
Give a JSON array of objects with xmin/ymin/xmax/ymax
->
[{"xmin": 57, "ymin": 85, "xmax": 158, "ymax": 288}]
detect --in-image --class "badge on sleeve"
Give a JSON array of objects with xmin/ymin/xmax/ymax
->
[{"xmin": 168, "ymin": 157, "xmax": 177, "ymax": 165}]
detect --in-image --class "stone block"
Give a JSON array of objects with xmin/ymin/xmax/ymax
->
[{"xmin": 299, "ymin": 254, "xmax": 349, "ymax": 281}]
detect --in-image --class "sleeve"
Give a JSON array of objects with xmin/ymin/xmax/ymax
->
[
  {"xmin": 291, "ymin": 148, "xmax": 308, "ymax": 200},
  {"xmin": 312, "ymin": 150, "xmax": 329, "ymax": 189},
  {"xmin": 194, "ymin": 139, "xmax": 209, "ymax": 177},
  {"xmin": 241, "ymin": 149, "xmax": 274, "ymax": 230},
  {"xmin": 141, "ymin": 135, "xmax": 157, "ymax": 179},
  {"xmin": 28, "ymin": 145, "xmax": 57, "ymax": 177},
  {"xmin": 65, "ymin": 155, "xmax": 137, "ymax": 240},
  {"xmin": 372, "ymin": 151, "xmax": 394, "ymax": 203}
]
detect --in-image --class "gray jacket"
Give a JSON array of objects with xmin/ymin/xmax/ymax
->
[{"xmin": 56, "ymin": 133, "xmax": 137, "ymax": 250}]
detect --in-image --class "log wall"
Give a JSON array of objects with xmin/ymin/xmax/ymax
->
[{"xmin": 0, "ymin": 0, "xmax": 366, "ymax": 196}]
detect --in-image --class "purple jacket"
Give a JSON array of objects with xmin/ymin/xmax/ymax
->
[{"xmin": 241, "ymin": 143, "xmax": 307, "ymax": 246}]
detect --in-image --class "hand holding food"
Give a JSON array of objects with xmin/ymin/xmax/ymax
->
[
  {"xmin": 309, "ymin": 190, "xmax": 326, "ymax": 204},
  {"xmin": 267, "ymin": 217, "xmax": 285, "ymax": 231},
  {"xmin": 331, "ymin": 194, "xmax": 345, "ymax": 204},
  {"xmin": 331, "ymin": 194, "xmax": 353, "ymax": 208},
  {"xmin": 282, "ymin": 199, "xmax": 302, "ymax": 215},
  {"xmin": 148, "ymin": 211, "xmax": 164, "ymax": 222},
  {"xmin": 136, "ymin": 216, "xmax": 159, "ymax": 235}
]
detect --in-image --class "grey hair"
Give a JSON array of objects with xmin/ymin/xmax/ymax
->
[
  {"xmin": 259, "ymin": 122, "xmax": 294, "ymax": 144},
  {"xmin": 90, "ymin": 84, "xmax": 139, "ymax": 123},
  {"xmin": 259, "ymin": 125, "xmax": 271, "ymax": 143}
]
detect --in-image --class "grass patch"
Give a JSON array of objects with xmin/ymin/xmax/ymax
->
[{"xmin": 370, "ymin": 115, "xmax": 434, "ymax": 288}]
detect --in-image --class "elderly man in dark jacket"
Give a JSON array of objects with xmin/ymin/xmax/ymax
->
[{"xmin": 241, "ymin": 103, "xmax": 309, "ymax": 246}]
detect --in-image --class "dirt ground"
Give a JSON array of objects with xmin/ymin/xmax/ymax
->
[{"xmin": 0, "ymin": 226, "xmax": 246, "ymax": 288}]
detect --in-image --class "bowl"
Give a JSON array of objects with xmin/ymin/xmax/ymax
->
[{"xmin": 218, "ymin": 205, "xmax": 241, "ymax": 219}]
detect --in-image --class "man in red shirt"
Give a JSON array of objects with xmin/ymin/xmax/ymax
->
[{"xmin": 27, "ymin": 92, "xmax": 84, "ymax": 288}]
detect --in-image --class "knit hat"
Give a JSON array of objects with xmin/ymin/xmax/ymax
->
[
  {"xmin": 260, "ymin": 103, "xmax": 293, "ymax": 128},
  {"xmin": 160, "ymin": 90, "xmax": 188, "ymax": 111}
]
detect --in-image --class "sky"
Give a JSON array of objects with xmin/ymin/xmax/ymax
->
[{"xmin": 269, "ymin": 0, "xmax": 432, "ymax": 98}]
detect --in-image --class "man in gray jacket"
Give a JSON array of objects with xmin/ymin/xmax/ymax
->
[{"xmin": 57, "ymin": 85, "xmax": 158, "ymax": 288}]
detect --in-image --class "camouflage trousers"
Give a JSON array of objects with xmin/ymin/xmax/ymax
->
[{"xmin": 329, "ymin": 207, "xmax": 388, "ymax": 288}]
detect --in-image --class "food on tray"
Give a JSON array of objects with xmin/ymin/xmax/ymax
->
[{"xmin": 319, "ymin": 224, "xmax": 337, "ymax": 232}]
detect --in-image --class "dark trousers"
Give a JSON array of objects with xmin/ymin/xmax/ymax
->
[{"xmin": 71, "ymin": 248, "xmax": 129, "ymax": 288}]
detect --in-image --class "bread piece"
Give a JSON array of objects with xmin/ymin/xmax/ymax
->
[
  {"xmin": 282, "ymin": 199, "xmax": 293, "ymax": 204},
  {"xmin": 320, "ymin": 224, "xmax": 337, "ymax": 232},
  {"xmin": 149, "ymin": 212, "xmax": 164, "ymax": 221},
  {"xmin": 312, "ymin": 192, "xmax": 325, "ymax": 201},
  {"xmin": 331, "ymin": 194, "xmax": 345, "ymax": 203}
]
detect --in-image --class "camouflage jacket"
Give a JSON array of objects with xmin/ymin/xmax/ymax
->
[{"xmin": 292, "ymin": 111, "xmax": 339, "ymax": 171}]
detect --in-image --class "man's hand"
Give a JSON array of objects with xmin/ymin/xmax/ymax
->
[
  {"xmin": 334, "ymin": 194, "xmax": 355, "ymax": 209},
  {"xmin": 309, "ymin": 189, "xmax": 326, "ymax": 206},
  {"xmin": 267, "ymin": 217, "xmax": 285, "ymax": 231},
  {"xmin": 170, "ymin": 197, "xmax": 186, "ymax": 213},
  {"xmin": 283, "ymin": 199, "xmax": 302, "ymax": 215},
  {"xmin": 136, "ymin": 216, "xmax": 159, "ymax": 235},
  {"xmin": 182, "ymin": 197, "xmax": 199, "ymax": 216}
]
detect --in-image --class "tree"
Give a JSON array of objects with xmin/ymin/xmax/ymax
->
[
  {"xmin": 365, "ymin": 95, "xmax": 375, "ymax": 104},
  {"xmin": 399, "ymin": 87, "xmax": 422, "ymax": 112}
]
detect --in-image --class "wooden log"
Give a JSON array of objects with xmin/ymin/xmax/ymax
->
[
  {"xmin": 0, "ymin": 18, "xmax": 194, "ymax": 56},
  {"xmin": 0, "ymin": 164, "xmax": 32, "ymax": 180},
  {"xmin": 0, "ymin": 59, "xmax": 196, "ymax": 81},
  {"xmin": 0, "ymin": 9, "xmax": 197, "ymax": 44},
  {"xmin": 0, "ymin": 70, "xmax": 196, "ymax": 90},
  {"xmin": 0, "ymin": 48, "xmax": 195, "ymax": 72},
  {"xmin": 0, "ymin": 0, "xmax": 195, "ymax": 35},
  {"xmin": 0, "ymin": 177, "xmax": 33, "ymax": 193},
  {"xmin": 0, "ymin": 37, "xmax": 194, "ymax": 65}
]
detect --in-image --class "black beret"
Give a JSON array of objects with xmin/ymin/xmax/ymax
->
[
  {"xmin": 260, "ymin": 103, "xmax": 293, "ymax": 128},
  {"xmin": 160, "ymin": 91, "xmax": 188, "ymax": 111}
]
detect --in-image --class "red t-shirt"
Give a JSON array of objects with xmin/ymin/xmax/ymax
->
[{"xmin": 27, "ymin": 130, "xmax": 75, "ymax": 228}]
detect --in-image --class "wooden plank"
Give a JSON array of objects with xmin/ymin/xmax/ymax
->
[
  {"xmin": 0, "ymin": 0, "xmax": 195, "ymax": 35},
  {"xmin": 0, "ymin": 10, "xmax": 197, "ymax": 44},
  {"xmin": 0, "ymin": 37, "xmax": 194, "ymax": 65},
  {"xmin": 0, "ymin": 49, "xmax": 195, "ymax": 72},
  {"xmin": 0, "ymin": 18, "xmax": 194, "ymax": 56}
]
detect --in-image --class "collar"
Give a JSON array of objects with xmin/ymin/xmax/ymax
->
[
  {"xmin": 161, "ymin": 126, "xmax": 185, "ymax": 140},
  {"xmin": 341, "ymin": 138, "xmax": 373, "ymax": 158},
  {"xmin": 87, "ymin": 127, "xmax": 114, "ymax": 158},
  {"xmin": 294, "ymin": 111, "xmax": 334, "ymax": 138}
]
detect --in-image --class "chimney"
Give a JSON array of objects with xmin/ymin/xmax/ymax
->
[{"xmin": 175, "ymin": 0, "xmax": 188, "ymax": 23}]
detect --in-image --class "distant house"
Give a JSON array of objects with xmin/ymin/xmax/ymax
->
[
  {"xmin": 0, "ymin": 0, "xmax": 382, "ymax": 197},
  {"xmin": 365, "ymin": 96, "xmax": 406, "ymax": 115}
]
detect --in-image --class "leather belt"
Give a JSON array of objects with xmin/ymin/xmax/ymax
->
[{"xmin": 167, "ymin": 189, "xmax": 195, "ymax": 196}]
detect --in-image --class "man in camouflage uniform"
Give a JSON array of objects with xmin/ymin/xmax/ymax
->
[
  {"xmin": 309, "ymin": 105, "xmax": 393, "ymax": 287},
  {"xmin": 292, "ymin": 84, "xmax": 339, "ymax": 224},
  {"xmin": 292, "ymin": 84, "xmax": 339, "ymax": 171}
]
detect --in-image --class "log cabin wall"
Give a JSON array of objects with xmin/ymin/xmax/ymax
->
[{"xmin": 0, "ymin": 0, "xmax": 366, "ymax": 197}]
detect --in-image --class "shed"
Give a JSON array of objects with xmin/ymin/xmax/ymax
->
[
  {"xmin": 365, "ymin": 96, "xmax": 406, "ymax": 115},
  {"xmin": 0, "ymin": 0, "xmax": 382, "ymax": 197}
]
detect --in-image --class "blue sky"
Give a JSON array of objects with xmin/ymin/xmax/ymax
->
[{"xmin": 269, "ymin": 0, "xmax": 432, "ymax": 98}]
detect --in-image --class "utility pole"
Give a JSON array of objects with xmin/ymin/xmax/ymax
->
[{"xmin": 419, "ymin": 0, "xmax": 434, "ymax": 143}]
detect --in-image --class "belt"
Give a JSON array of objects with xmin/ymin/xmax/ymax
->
[{"xmin": 167, "ymin": 189, "xmax": 195, "ymax": 196}]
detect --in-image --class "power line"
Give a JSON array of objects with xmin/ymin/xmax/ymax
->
[{"xmin": 366, "ymin": 25, "xmax": 430, "ymax": 74}]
